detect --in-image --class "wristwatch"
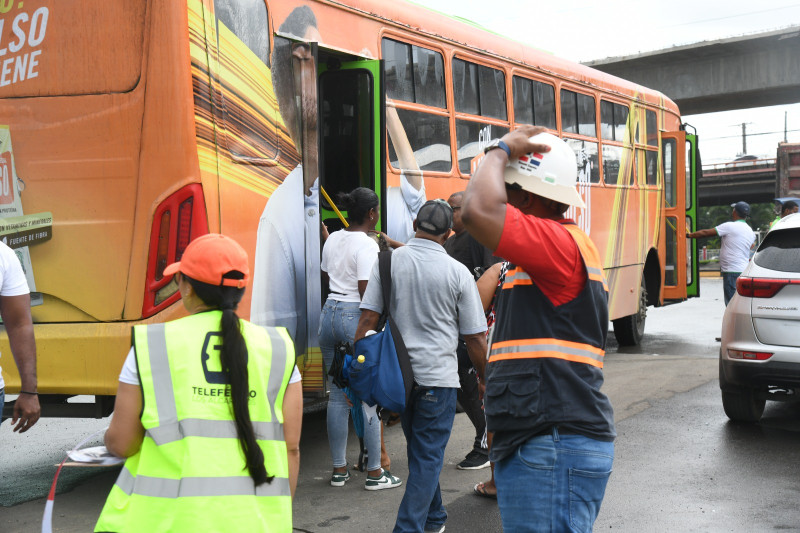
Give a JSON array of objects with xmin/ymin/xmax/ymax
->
[{"xmin": 483, "ymin": 139, "xmax": 511, "ymax": 158}]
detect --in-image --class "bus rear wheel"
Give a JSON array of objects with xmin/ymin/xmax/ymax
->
[{"xmin": 613, "ymin": 278, "xmax": 647, "ymax": 346}]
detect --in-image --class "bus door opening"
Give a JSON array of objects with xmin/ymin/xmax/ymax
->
[{"xmin": 318, "ymin": 59, "xmax": 386, "ymax": 234}]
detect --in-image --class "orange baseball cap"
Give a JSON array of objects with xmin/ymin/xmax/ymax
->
[{"xmin": 163, "ymin": 234, "xmax": 250, "ymax": 289}]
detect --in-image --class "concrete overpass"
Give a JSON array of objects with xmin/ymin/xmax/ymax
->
[
  {"xmin": 699, "ymin": 159, "xmax": 777, "ymax": 206},
  {"xmin": 584, "ymin": 26, "xmax": 800, "ymax": 115}
]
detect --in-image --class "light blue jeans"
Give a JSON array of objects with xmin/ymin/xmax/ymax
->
[
  {"xmin": 319, "ymin": 299, "xmax": 381, "ymax": 471},
  {"xmin": 722, "ymin": 271, "xmax": 741, "ymax": 306},
  {"xmin": 495, "ymin": 428, "xmax": 614, "ymax": 533}
]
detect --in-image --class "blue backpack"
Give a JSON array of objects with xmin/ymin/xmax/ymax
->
[{"xmin": 347, "ymin": 251, "xmax": 414, "ymax": 413}]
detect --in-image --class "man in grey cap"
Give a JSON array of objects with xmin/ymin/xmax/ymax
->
[
  {"xmin": 356, "ymin": 199, "xmax": 488, "ymax": 533},
  {"xmin": 689, "ymin": 201, "xmax": 755, "ymax": 305}
]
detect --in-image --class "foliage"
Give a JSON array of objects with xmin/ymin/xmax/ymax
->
[{"xmin": 696, "ymin": 202, "xmax": 776, "ymax": 247}]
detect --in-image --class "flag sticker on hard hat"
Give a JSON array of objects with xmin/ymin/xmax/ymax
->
[{"xmin": 518, "ymin": 152, "xmax": 544, "ymax": 174}]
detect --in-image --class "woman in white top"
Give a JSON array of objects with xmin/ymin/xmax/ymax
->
[{"xmin": 319, "ymin": 187, "xmax": 401, "ymax": 491}]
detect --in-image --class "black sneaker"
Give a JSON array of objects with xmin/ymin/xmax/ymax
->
[{"xmin": 457, "ymin": 450, "xmax": 490, "ymax": 470}]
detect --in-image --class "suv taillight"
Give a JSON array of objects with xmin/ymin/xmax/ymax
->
[
  {"xmin": 727, "ymin": 349, "xmax": 773, "ymax": 361},
  {"xmin": 736, "ymin": 277, "xmax": 799, "ymax": 298},
  {"xmin": 143, "ymin": 184, "xmax": 208, "ymax": 318}
]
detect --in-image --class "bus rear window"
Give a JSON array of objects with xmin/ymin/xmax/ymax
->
[{"xmin": 0, "ymin": 2, "xmax": 145, "ymax": 97}]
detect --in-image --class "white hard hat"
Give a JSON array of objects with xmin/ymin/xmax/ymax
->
[{"xmin": 504, "ymin": 132, "xmax": 584, "ymax": 209}]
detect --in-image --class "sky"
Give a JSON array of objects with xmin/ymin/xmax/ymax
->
[{"xmin": 418, "ymin": 0, "xmax": 800, "ymax": 164}]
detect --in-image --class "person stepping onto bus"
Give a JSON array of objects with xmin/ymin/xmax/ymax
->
[
  {"xmin": 462, "ymin": 126, "xmax": 616, "ymax": 532},
  {"xmin": 95, "ymin": 234, "xmax": 303, "ymax": 532},
  {"xmin": 319, "ymin": 187, "xmax": 401, "ymax": 490}
]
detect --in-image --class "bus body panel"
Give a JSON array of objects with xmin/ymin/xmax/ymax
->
[{"xmin": 0, "ymin": 0, "xmax": 694, "ymax": 400}]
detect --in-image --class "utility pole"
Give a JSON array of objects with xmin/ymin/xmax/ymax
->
[
  {"xmin": 785, "ymin": 111, "xmax": 788, "ymax": 143},
  {"xmin": 741, "ymin": 122, "xmax": 748, "ymax": 155}
]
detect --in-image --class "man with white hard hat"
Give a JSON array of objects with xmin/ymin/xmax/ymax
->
[{"xmin": 461, "ymin": 125, "xmax": 615, "ymax": 532}]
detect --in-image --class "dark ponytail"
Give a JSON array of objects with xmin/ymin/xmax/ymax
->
[
  {"xmin": 336, "ymin": 187, "xmax": 379, "ymax": 225},
  {"xmin": 187, "ymin": 272, "xmax": 272, "ymax": 486}
]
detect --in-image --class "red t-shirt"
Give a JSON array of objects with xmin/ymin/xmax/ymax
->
[{"xmin": 494, "ymin": 205, "xmax": 586, "ymax": 306}]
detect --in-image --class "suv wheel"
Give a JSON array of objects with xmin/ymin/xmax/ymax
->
[{"xmin": 719, "ymin": 363, "xmax": 766, "ymax": 422}]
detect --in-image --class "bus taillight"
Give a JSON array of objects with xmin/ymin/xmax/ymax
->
[{"xmin": 143, "ymin": 184, "xmax": 208, "ymax": 318}]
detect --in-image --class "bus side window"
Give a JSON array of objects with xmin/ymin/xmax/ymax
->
[
  {"xmin": 565, "ymin": 139, "xmax": 600, "ymax": 184},
  {"xmin": 382, "ymin": 38, "xmax": 451, "ymax": 173},
  {"xmin": 513, "ymin": 76, "xmax": 556, "ymax": 131},
  {"xmin": 214, "ymin": 0, "xmax": 278, "ymax": 162},
  {"xmin": 561, "ymin": 89, "xmax": 595, "ymax": 138},
  {"xmin": 601, "ymin": 100, "xmax": 629, "ymax": 143},
  {"xmin": 452, "ymin": 59, "xmax": 506, "ymax": 120}
]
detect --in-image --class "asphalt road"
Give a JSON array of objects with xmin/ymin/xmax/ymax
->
[{"xmin": 2, "ymin": 277, "xmax": 800, "ymax": 532}]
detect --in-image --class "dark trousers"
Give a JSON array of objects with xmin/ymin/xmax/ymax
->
[
  {"xmin": 456, "ymin": 340, "xmax": 487, "ymax": 454},
  {"xmin": 393, "ymin": 387, "xmax": 457, "ymax": 533}
]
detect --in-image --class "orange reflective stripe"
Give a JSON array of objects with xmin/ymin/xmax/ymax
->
[
  {"xmin": 488, "ymin": 350, "xmax": 604, "ymax": 368},
  {"xmin": 502, "ymin": 267, "xmax": 532, "ymax": 289},
  {"xmin": 489, "ymin": 338, "xmax": 605, "ymax": 367},
  {"xmin": 492, "ymin": 337, "xmax": 604, "ymax": 356},
  {"xmin": 563, "ymin": 225, "xmax": 608, "ymax": 291}
]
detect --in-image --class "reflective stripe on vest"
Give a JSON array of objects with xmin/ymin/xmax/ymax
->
[
  {"xmin": 490, "ymin": 222, "xmax": 608, "ymax": 369},
  {"xmin": 115, "ymin": 466, "xmax": 291, "ymax": 498},
  {"xmin": 143, "ymin": 323, "xmax": 287, "ymax": 446},
  {"xmin": 564, "ymin": 224, "xmax": 609, "ymax": 291},
  {"xmin": 489, "ymin": 338, "xmax": 605, "ymax": 367},
  {"xmin": 96, "ymin": 314, "xmax": 295, "ymax": 532}
]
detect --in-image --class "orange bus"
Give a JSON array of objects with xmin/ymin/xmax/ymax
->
[{"xmin": 0, "ymin": 0, "xmax": 699, "ymax": 416}]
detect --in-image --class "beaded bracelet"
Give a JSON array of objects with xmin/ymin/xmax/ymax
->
[{"xmin": 19, "ymin": 390, "xmax": 38, "ymax": 395}]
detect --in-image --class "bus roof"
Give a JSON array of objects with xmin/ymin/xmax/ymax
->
[{"xmin": 321, "ymin": 0, "xmax": 678, "ymax": 114}]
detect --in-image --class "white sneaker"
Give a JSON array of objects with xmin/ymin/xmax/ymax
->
[{"xmin": 364, "ymin": 469, "xmax": 402, "ymax": 491}]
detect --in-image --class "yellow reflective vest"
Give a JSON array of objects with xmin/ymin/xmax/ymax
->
[{"xmin": 95, "ymin": 311, "xmax": 295, "ymax": 532}]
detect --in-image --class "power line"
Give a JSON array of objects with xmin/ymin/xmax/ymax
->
[
  {"xmin": 699, "ymin": 128, "xmax": 800, "ymax": 142},
  {"xmin": 660, "ymin": 4, "xmax": 800, "ymax": 28}
]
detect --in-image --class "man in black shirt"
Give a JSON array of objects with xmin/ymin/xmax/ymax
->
[{"xmin": 444, "ymin": 191, "xmax": 500, "ymax": 470}]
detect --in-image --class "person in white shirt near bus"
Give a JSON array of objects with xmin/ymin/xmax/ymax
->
[{"xmin": 688, "ymin": 201, "xmax": 755, "ymax": 306}]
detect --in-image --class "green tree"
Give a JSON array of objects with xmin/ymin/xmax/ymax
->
[{"xmin": 696, "ymin": 202, "xmax": 776, "ymax": 248}]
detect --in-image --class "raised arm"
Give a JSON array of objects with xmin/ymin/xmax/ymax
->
[
  {"xmin": 461, "ymin": 125, "xmax": 550, "ymax": 251},
  {"xmin": 386, "ymin": 102, "xmax": 422, "ymax": 191}
]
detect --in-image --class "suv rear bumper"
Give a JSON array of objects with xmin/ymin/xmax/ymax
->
[{"xmin": 720, "ymin": 358, "xmax": 800, "ymax": 390}]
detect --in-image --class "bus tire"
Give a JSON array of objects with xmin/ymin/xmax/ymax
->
[{"xmin": 613, "ymin": 277, "xmax": 647, "ymax": 346}]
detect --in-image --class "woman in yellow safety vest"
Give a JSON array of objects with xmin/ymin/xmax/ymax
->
[{"xmin": 95, "ymin": 233, "xmax": 302, "ymax": 533}]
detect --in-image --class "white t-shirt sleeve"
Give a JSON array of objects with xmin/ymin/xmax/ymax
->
[
  {"xmin": 399, "ymin": 171, "xmax": 426, "ymax": 217},
  {"xmin": 119, "ymin": 347, "xmax": 139, "ymax": 385},
  {"xmin": 0, "ymin": 242, "xmax": 30, "ymax": 297},
  {"xmin": 118, "ymin": 346, "xmax": 302, "ymax": 385},
  {"xmin": 715, "ymin": 221, "xmax": 732, "ymax": 236}
]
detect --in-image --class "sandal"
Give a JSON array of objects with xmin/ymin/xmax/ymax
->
[{"xmin": 473, "ymin": 481, "xmax": 497, "ymax": 499}]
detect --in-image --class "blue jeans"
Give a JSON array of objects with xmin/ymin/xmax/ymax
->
[
  {"xmin": 495, "ymin": 428, "xmax": 614, "ymax": 533},
  {"xmin": 393, "ymin": 386, "xmax": 457, "ymax": 533},
  {"xmin": 722, "ymin": 271, "xmax": 741, "ymax": 306},
  {"xmin": 319, "ymin": 299, "xmax": 381, "ymax": 471}
]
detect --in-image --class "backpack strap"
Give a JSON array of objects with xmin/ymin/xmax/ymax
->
[{"xmin": 377, "ymin": 250, "xmax": 414, "ymax": 406}]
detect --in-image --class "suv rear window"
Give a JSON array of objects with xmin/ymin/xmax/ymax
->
[{"xmin": 753, "ymin": 228, "xmax": 800, "ymax": 273}]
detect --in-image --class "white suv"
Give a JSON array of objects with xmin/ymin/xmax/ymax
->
[{"xmin": 719, "ymin": 213, "xmax": 800, "ymax": 422}]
